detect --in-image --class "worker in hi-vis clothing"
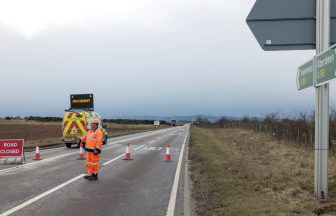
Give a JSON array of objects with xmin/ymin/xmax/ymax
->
[{"xmin": 79, "ymin": 118, "xmax": 103, "ymax": 180}]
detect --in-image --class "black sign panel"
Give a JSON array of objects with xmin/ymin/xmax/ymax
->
[{"xmin": 70, "ymin": 94, "xmax": 94, "ymax": 110}]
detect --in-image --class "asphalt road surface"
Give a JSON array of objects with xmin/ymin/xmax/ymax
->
[{"xmin": 0, "ymin": 125, "xmax": 190, "ymax": 216}]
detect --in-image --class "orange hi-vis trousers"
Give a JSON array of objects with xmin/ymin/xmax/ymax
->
[{"xmin": 86, "ymin": 152, "xmax": 100, "ymax": 174}]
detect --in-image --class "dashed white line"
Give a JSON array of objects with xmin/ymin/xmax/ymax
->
[
  {"xmin": 134, "ymin": 144, "xmax": 146, "ymax": 150},
  {"xmin": 102, "ymin": 154, "xmax": 124, "ymax": 166}
]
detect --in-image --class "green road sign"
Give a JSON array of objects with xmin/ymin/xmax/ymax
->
[
  {"xmin": 316, "ymin": 46, "xmax": 336, "ymax": 85},
  {"xmin": 297, "ymin": 59, "xmax": 314, "ymax": 90}
]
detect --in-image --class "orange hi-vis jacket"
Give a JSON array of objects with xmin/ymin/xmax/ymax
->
[{"xmin": 81, "ymin": 128, "xmax": 104, "ymax": 154}]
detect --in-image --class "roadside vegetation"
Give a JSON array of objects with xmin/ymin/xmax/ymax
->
[
  {"xmin": 196, "ymin": 108, "xmax": 336, "ymax": 151},
  {"xmin": 189, "ymin": 126, "xmax": 336, "ymax": 216}
]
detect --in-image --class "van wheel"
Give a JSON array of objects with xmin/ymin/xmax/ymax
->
[
  {"xmin": 103, "ymin": 135, "xmax": 108, "ymax": 145},
  {"xmin": 66, "ymin": 143, "xmax": 72, "ymax": 148}
]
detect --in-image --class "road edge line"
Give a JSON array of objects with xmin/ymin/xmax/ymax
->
[
  {"xmin": 166, "ymin": 126, "xmax": 190, "ymax": 216},
  {"xmin": 184, "ymin": 132, "xmax": 191, "ymax": 216}
]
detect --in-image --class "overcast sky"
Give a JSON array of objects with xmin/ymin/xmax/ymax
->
[{"xmin": 0, "ymin": 0, "xmax": 330, "ymax": 118}]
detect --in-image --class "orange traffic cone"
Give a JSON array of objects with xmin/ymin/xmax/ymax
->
[
  {"xmin": 33, "ymin": 145, "xmax": 41, "ymax": 160},
  {"xmin": 165, "ymin": 144, "xmax": 171, "ymax": 162},
  {"xmin": 123, "ymin": 144, "xmax": 133, "ymax": 160},
  {"xmin": 77, "ymin": 143, "xmax": 85, "ymax": 160}
]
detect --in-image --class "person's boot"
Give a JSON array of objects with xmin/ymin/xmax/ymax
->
[
  {"xmin": 88, "ymin": 174, "xmax": 98, "ymax": 180},
  {"xmin": 84, "ymin": 174, "xmax": 92, "ymax": 179}
]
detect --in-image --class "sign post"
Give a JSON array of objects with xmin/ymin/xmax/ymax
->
[
  {"xmin": 247, "ymin": 0, "xmax": 334, "ymax": 200},
  {"xmin": 314, "ymin": 0, "xmax": 330, "ymax": 200}
]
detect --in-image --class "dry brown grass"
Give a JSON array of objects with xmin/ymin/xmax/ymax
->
[{"xmin": 189, "ymin": 127, "xmax": 336, "ymax": 216}]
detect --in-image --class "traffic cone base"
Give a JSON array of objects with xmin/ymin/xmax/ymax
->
[
  {"xmin": 33, "ymin": 145, "xmax": 42, "ymax": 160},
  {"xmin": 123, "ymin": 144, "xmax": 133, "ymax": 160},
  {"xmin": 77, "ymin": 143, "xmax": 86, "ymax": 160},
  {"xmin": 123, "ymin": 155, "xmax": 133, "ymax": 160},
  {"xmin": 165, "ymin": 144, "xmax": 171, "ymax": 162}
]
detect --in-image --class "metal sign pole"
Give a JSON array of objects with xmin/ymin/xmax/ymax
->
[{"xmin": 315, "ymin": 0, "xmax": 330, "ymax": 200}]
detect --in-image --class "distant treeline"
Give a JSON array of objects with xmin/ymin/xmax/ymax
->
[
  {"xmin": 3, "ymin": 116, "xmax": 63, "ymax": 122},
  {"xmin": 195, "ymin": 109, "xmax": 336, "ymax": 150},
  {"xmin": 2, "ymin": 116, "xmax": 170, "ymax": 125}
]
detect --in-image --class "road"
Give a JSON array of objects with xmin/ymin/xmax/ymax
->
[{"xmin": 0, "ymin": 125, "xmax": 190, "ymax": 216}]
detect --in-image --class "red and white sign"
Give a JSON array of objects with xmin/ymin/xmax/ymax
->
[{"xmin": 0, "ymin": 139, "xmax": 24, "ymax": 157}]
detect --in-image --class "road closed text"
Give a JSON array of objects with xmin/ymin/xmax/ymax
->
[
  {"xmin": 0, "ymin": 140, "xmax": 24, "ymax": 157},
  {"xmin": 0, "ymin": 149, "xmax": 20, "ymax": 154}
]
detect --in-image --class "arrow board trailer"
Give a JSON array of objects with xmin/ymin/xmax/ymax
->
[{"xmin": 70, "ymin": 94, "xmax": 94, "ymax": 111}]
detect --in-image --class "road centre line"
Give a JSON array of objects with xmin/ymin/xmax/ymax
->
[
  {"xmin": 0, "ymin": 174, "xmax": 85, "ymax": 216},
  {"xmin": 103, "ymin": 138, "xmax": 155, "ymax": 165},
  {"xmin": 104, "ymin": 131, "xmax": 174, "ymax": 165},
  {"xmin": 106, "ymin": 129, "xmax": 171, "ymax": 145},
  {"xmin": 166, "ymin": 129, "xmax": 189, "ymax": 216},
  {"xmin": 134, "ymin": 144, "xmax": 146, "ymax": 150},
  {"xmin": 102, "ymin": 154, "xmax": 124, "ymax": 166}
]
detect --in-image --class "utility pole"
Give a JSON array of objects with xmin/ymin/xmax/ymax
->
[{"xmin": 315, "ymin": 0, "xmax": 330, "ymax": 200}]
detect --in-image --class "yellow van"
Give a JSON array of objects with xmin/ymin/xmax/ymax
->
[{"xmin": 62, "ymin": 111, "xmax": 108, "ymax": 148}]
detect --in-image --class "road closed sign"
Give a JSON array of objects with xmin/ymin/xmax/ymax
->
[{"xmin": 0, "ymin": 139, "xmax": 24, "ymax": 157}]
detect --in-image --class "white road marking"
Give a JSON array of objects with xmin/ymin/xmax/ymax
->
[
  {"xmin": 106, "ymin": 128, "xmax": 172, "ymax": 146},
  {"xmin": 134, "ymin": 144, "xmax": 145, "ymax": 150},
  {"xmin": 166, "ymin": 129, "xmax": 189, "ymax": 216},
  {"xmin": 0, "ymin": 127, "xmax": 182, "ymax": 215},
  {"xmin": 102, "ymin": 154, "xmax": 124, "ymax": 166},
  {"xmin": 0, "ymin": 152, "xmax": 77, "ymax": 175},
  {"xmin": 0, "ymin": 146, "xmax": 141, "ymax": 215},
  {"xmin": 0, "ymin": 174, "xmax": 85, "ymax": 216}
]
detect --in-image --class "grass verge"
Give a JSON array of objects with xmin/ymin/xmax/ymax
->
[{"xmin": 189, "ymin": 127, "xmax": 336, "ymax": 216}]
